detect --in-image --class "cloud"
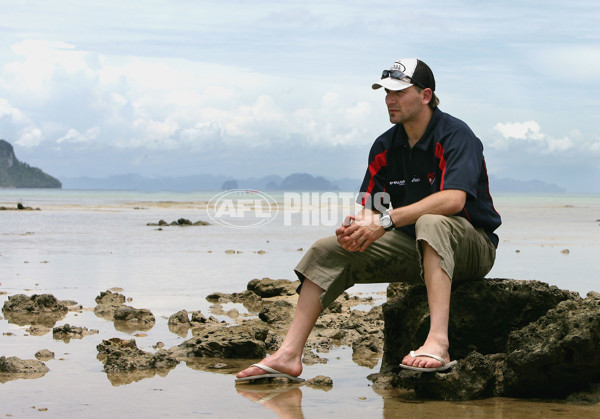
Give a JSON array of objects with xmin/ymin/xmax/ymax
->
[
  {"xmin": 1, "ymin": 39, "xmax": 384, "ymax": 156},
  {"xmin": 56, "ymin": 127, "xmax": 100, "ymax": 144},
  {"xmin": 0, "ymin": 98, "xmax": 28, "ymax": 124},
  {"xmin": 17, "ymin": 127, "xmax": 44, "ymax": 148},
  {"xmin": 494, "ymin": 121, "xmax": 544, "ymax": 141},
  {"xmin": 492, "ymin": 120, "xmax": 577, "ymax": 154}
]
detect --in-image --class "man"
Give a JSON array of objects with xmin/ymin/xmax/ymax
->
[{"xmin": 236, "ymin": 58, "xmax": 501, "ymax": 382}]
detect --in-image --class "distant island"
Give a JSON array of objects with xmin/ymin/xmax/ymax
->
[
  {"xmin": 0, "ymin": 139, "xmax": 61, "ymax": 188},
  {"xmin": 60, "ymin": 171, "xmax": 565, "ymax": 194}
]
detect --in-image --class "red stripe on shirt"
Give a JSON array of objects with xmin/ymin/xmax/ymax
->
[
  {"xmin": 361, "ymin": 149, "xmax": 388, "ymax": 206},
  {"xmin": 435, "ymin": 143, "xmax": 447, "ymax": 190}
]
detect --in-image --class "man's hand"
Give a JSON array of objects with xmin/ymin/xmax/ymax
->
[{"xmin": 336, "ymin": 212, "xmax": 385, "ymax": 252}]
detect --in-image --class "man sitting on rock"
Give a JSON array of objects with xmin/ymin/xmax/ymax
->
[{"xmin": 236, "ymin": 58, "xmax": 501, "ymax": 382}]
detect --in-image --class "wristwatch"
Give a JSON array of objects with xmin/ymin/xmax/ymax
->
[{"xmin": 379, "ymin": 209, "xmax": 395, "ymax": 231}]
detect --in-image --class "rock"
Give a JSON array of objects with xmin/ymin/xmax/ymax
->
[
  {"xmin": 95, "ymin": 290, "xmax": 126, "ymax": 306},
  {"xmin": 302, "ymin": 351, "xmax": 328, "ymax": 366},
  {"xmin": 114, "ymin": 306, "xmax": 155, "ymax": 323},
  {"xmin": 2, "ymin": 294, "xmax": 68, "ymax": 327},
  {"xmin": 146, "ymin": 218, "xmax": 209, "ymax": 227},
  {"xmin": 306, "ymin": 375, "xmax": 334, "ymax": 389},
  {"xmin": 94, "ymin": 290, "xmax": 155, "ymax": 331},
  {"xmin": 96, "ymin": 338, "xmax": 179, "ymax": 373},
  {"xmin": 60, "ymin": 300, "xmax": 83, "ymax": 311},
  {"xmin": 566, "ymin": 383, "xmax": 600, "ymax": 404},
  {"xmin": 52, "ymin": 323, "xmax": 99, "ymax": 342},
  {"xmin": 169, "ymin": 309, "xmax": 190, "ymax": 326},
  {"xmin": 168, "ymin": 309, "xmax": 191, "ymax": 336},
  {"xmin": 378, "ymin": 278, "xmax": 598, "ymax": 400},
  {"xmin": 258, "ymin": 300, "xmax": 294, "ymax": 324},
  {"xmin": 382, "ymin": 279, "xmax": 578, "ymax": 368},
  {"xmin": 206, "ymin": 289, "xmax": 263, "ymax": 313},
  {"xmin": 206, "ymin": 290, "xmax": 259, "ymax": 303},
  {"xmin": 587, "ymin": 291, "xmax": 600, "ymax": 299},
  {"xmin": 247, "ymin": 278, "xmax": 299, "ymax": 298},
  {"xmin": 113, "ymin": 306, "xmax": 156, "ymax": 332},
  {"xmin": 323, "ymin": 300, "xmax": 343, "ymax": 314},
  {"xmin": 392, "ymin": 351, "xmax": 502, "ymax": 401},
  {"xmin": 26, "ymin": 325, "xmax": 51, "ymax": 336},
  {"xmin": 351, "ymin": 333, "xmax": 383, "ymax": 369},
  {"xmin": 0, "ymin": 356, "xmax": 49, "ymax": 374},
  {"xmin": 35, "ymin": 349, "xmax": 55, "ymax": 361},
  {"xmin": 503, "ymin": 297, "xmax": 600, "ymax": 398},
  {"xmin": 94, "ymin": 290, "xmax": 127, "ymax": 318},
  {"xmin": 171, "ymin": 324, "xmax": 268, "ymax": 359}
]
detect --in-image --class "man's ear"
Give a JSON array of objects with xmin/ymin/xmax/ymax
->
[{"xmin": 421, "ymin": 88, "xmax": 433, "ymax": 105}]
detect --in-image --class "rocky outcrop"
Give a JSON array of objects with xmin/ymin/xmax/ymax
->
[
  {"xmin": 2, "ymin": 294, "xmax": 69, "ymax": 327},
  {"xmin": 0, "ymin": 356, "xmax": 49, "ymax": 382},
  {"xmin": 0, "ymin": 356, "xmax": 49, "ymax": 374},
  {"xmin": 53, "ymin": 323, "xmax": 99, "ymax": 342},
  {"xmin": 0, "ymin": 139, "xmax": 61, "ymax": 188},
  {"xmin": 503, "ymin": 297, "xmax": 600, "ymax": 397},
  {"xmin": 96, "ymin": 338, "xmax": 179, "ymax": 373},
  {"xmin": 146, "ymin": 218, "xmax": 210, "ymax": 227},
  {"xmin": 0, "ymin": 203, "xmax": 41, "ymax": 211},
  {"xmin": 247, "ymin": 277, "xmax": 299, "ymax": 298},
  {"xmin": 93, "ymin": 290, "xmax": 127, "ymax": 318},
  {"xmin": 258, "ymin": 300, "xmax": 294, "ymax": 324},
  {"xmin": 168, "ymin": 309, "xmax": 210, "ymax": 337},
  {"xmin": 35, "ymin": 349, "xmax": 55, "ymax": 361},
  {"xmin": 113, "ymin": 306, "xmax": 155, "ymax": 330},
  {"xmin": 369, "ymin": 278, "xmax": 600, "ymax": 400},
  {"xmin": 93, "ymin": 290, "xmax": 155, "ymax": 332},
  {"xmin": 171, "ymin": 323, "xmax": 269, "ymax": 359}
]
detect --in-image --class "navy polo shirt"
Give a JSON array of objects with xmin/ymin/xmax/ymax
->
[{"xmin": 358, "ymin": 108, "xmax": 501, "ymax": 247}]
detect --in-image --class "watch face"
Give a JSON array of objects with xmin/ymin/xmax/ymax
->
[{"xmin": 380, "ymin": 214, "xmax": 393, "ymax": 228}]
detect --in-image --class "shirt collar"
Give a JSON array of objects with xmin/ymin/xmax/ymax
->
[
  {"xmin": 413, "ymin": 108, "xmax": 442, "ymax": 150},
  {"xmin": 394, "ymin": 108, "xmax": 442, "ymax": 150}
]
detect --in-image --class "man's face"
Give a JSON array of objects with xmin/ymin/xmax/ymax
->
[{"xmin": 384, "ymin": 86, "xmax": 426, "ymax": 125}]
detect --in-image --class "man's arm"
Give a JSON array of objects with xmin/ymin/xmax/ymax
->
[
  {"xmin": 389, "ymin": 189, "xmax": 466, "ymax": 228},
  {"xmin": 337, "ymin": 189, "xmax": 466, "ymax": 252}
]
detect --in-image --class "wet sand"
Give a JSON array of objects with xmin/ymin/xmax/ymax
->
[{"xmin": 1, "ymin": 191, "xmax": 599, "ymax": 417}]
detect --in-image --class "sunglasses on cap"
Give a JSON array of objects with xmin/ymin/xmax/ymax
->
[{"xmin": 381, "ymin": 70, "xmax": 426, "ymax": 89}]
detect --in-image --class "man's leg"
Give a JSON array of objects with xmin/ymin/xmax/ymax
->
[
  {"xmin": 402, "ymin": 215, "xmax": 496, "ymax": 368},
  {"xmin": 236, "ymin": 278, "xmax": 323, "ymax": 379},
  {"xmin": 401, "ymin": 241, "xmax": 452, "ymax": 368},
  {"xmin": 237, "ymin": 231, "xmax": 420, "ymax": 379}
]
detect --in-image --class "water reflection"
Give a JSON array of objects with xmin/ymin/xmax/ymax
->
[
  {"xmin": 0, "ymin": 371, "xmax": 48, "ymax": 384},
  {"xmin": 236, "ymin": 384, "xmax": 305, "ymax": 419}
]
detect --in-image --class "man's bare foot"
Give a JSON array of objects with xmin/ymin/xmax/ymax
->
[
  {"xmin": 236, "ymin": 350, "xmax": 303, "ymax": 380},
  {"xmin": 401, "ymin": 342, "xmax": 451, "ymax": 369}
]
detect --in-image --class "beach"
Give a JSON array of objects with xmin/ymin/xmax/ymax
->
[{"xmin": 1, "ymin": 189, "xmax": 599, "ymax": 417}]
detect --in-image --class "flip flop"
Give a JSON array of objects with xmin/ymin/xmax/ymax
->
[
  {"xmin": 399, "ymin": 351, "xmax": 457, "ymax": 372},
  {"xmin": 235, "ymin": 363, "xmax": 305, "ymax": 383}
]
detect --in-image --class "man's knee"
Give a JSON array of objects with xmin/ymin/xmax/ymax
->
[
  {"xmin": 415, "ymin": 214, "xmax": 455, "ymax": 237},
  {"xmin": 310, "ymin": 235, "xmax": 340, "ymax": 255}
]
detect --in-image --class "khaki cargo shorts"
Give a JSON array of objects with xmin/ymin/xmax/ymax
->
[{"xmin": 294, "ymin": 214, "xmax": 496, "ymax": 309}]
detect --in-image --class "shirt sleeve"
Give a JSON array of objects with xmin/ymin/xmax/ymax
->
[
  {"xmin": 357, "ymin": 140, "xmax": 389, "ymax": 210},
  {"xmin": 435, "ymin": 121, "xmax": 483, "ymax": 200}
]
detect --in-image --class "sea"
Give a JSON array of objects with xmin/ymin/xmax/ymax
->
[{"xmin": 1, "ymin": 189, "xmax": 599, "ymax": 417}]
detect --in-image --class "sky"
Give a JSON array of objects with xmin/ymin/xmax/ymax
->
[{"xmin": 1, "ymin": 0, "xmax": 599, "ymax": 192}]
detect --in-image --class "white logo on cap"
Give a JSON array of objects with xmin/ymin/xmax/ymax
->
[{"xmin": 391, "ymin": 62, "xmax": 406, "ymax": 72}]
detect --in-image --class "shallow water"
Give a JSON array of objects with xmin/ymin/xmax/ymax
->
[{"xmin": 1, "ymin": 190, "xmax": 599, "ymax": 417}]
